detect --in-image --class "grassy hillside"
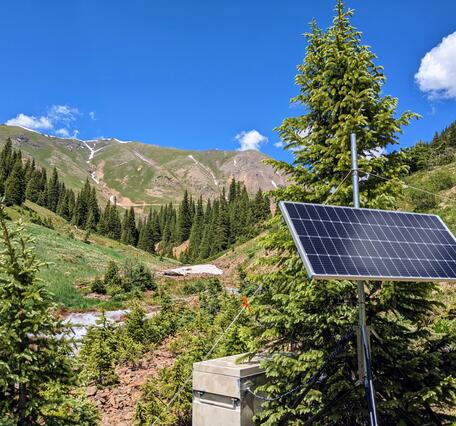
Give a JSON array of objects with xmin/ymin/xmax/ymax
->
[
  {"xmin": 400, "ymin": 161, "xmax": 456, "ymax": 231},
  {"xmin": 5, "ymin": 201, "xmax": 178, "ymax": 309},
  {"xmin": 0, "ymin": 125, "xmax": 286, "ymax": 209}
]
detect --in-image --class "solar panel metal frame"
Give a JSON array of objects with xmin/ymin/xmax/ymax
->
[{"xmin": 279, "ymin": 201, "xmax": 456, "ymax": 282}]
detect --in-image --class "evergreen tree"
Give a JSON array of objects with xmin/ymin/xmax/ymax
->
[
  {"xmin": 87, "ymin": 187, "xmax": 100, "ymax": 228},
  {"xmin": 0, "ymin": 203, "xmax": 97, "ymax": 425},
  {"xmin": 0, "ymin": 139, "xmax": 13, "ymax": 195},
  {"xmin": 121, "ymin": 207, "xmax": 139, "ymax": 246},
  {"xmin": 214, "ymin": 191, "xmax": 230, "ymax": 253},
  {"xmin": 104, "ymin": 261, "xmax": 121, "ymax": 289},
  {"xmin": 4, "ymin": 157, "xmax": 25, "ymax": 206},
  {"xmin": 67, "ymin": 189, "xmax": 76, "ymax": 221},
  {"xmin": 56, "ymin": 185, "xmax": 70, "ymax": 220},
  {"xmin": 208, "ymin": 199, "xmax": 220, "ymax": 256},
  {"xmin": 160, "ymin": 203, "xmax": 177, "ymax": 255},
  {"xmin": 78, "ymin": 312, "xmax": 118, "ymax": 386},
  {"xmin": 152, "ymin": 210, "xmax": 161, "ymax": 242},
  {"xmin": 138, "ymin": 210, "xmax": 156, "ymax": 254},
  {"xmin": 198, "ymin": 200, "xmax": 212, "ymax": 259},
  {"xmin": 237, "ymin": 186, "xmax": 252, "ymax": 239},
  {"xmin": 85, "ymin": 210, "xmax": 96, "ymax": 232},
  {"xmin": 25, "ymin": 169, "xmax": 43, "ymax": 203},
  {"xmin": 46, "ymin": 167, "xmax": 60, "ymax": 212},
  {"xmin": 24, "ymin": 158, "xmax": 35, "ymax": 183},
  {"xmin": 98, "ymin": 200, "xmax": 110, "ymax": 235},
  {"xmin": 251, "ymin": 189, "xmax": 266, "ymax": 223},
  {"xmin": 72, "ymin": 179, "xmax": 92, "ymax": 227},
  {"xmin": 228, "ymin": 178, "xmax": 237, "ymax": 203},
  {"xmin": 177, "ymin": 190, "xmax": 192, "ymax": 243},
  {"xmin": 36, "ymin": 168, "xmax": 48, "ymax": 206},
  {"xmin": 124, "ymin": 302, "xmax": 148, "ymax": 344},
  {"xmin": 249, "ymin": 3, "xmax": 455, "ymax": 424},
  {"xmin": 187, "ymin": 196, "xmax": 204, "ymax": 260},
  {"xmin": 102, "ymin": 197, "xmax": 122, "ymax": 240}
]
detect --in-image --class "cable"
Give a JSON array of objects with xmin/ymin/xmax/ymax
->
[
  {"xmin": 324, "ymin": 170, "xmax": 353, "ymax": 205},
  {"xmin": 361, "ymin": 326, "xmax": 379, "ymax": 426},
  {"xmin": 245, "ymin": 382, "xmax": 304, "ymax": 402},
  {"xmin": 358, "ymin": 169, "xmax": 455, "ymax": 203},
  {"xmin": 300, "ymin": 380, "xmax": 362, "ymax": 426},
  {"xmin": 150, "ymin": 284, "xmax": 263, "ymax": 426},
  {"xmin": 245, "ymin": 329, "xmax": 354, "ymax": 403},
  {"xmin": 375, "ymin": 337, "xmax": 443, "ymax": 425}
]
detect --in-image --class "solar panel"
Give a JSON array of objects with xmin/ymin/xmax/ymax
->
[{"xmin": 279, "ymin": 201, "xmax": 456, "ymax": 282}]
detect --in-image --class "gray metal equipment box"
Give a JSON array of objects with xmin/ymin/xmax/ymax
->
[{"xmin": 193, "ymin": 354, "xmax": 265, "ymax": 426}]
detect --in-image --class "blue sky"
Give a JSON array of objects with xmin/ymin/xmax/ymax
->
[{"xmin": 1, "ymin": 0, "xmax": 455, "ymax": 161}]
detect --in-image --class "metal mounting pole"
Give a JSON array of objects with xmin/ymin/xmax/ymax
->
[
  {"xmin": 351, "ymin": 133, "xmax": 379, "ymax": 426},
  {"xmin": 351, "ymin": 133, "xmax": 360, "ymax": 210}
]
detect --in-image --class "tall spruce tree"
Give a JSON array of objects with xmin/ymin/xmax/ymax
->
[
  {"xmin": 121, "ymin": 207, "xmax": 139, "ymax": 246},
  {"xmin": 0, "ymin": 139, "xmax": 13, "ymax": 196},
  {"xmin": 25, "ymin": 169, "xmax": 43, "ymax": 203},
  {"xmin": 177, "ymin": 190, "xmax": 192, "ymax": 243},
  {"xmin": 4, "ymin": 157, "xmax": 25, "ymax": 206},
  {"xmin": 46, "ymin": 167, "xmax": 60, "ymax": 212},
  {"xmin": 109, "ymin": 199, "xmax": 122, "ymax": 240},
  {"xmin": 187, "ymin": 196, "xmax": 204, "ymax": 260},
  {"xmin": 215, "ymin": 190, "xmax": 230, "ymax": 253},
  {"xmin": 249, "ymin": 2, "xmax": 456, "ymax": 424},
  {"xmin": 36, "ymin": 168, "xmax": 48, "ymax": 206},
  {"xmin": 72, "ymin": 179, "xmax": 91, "ymax": 227},
  {"xmin": 98, "ymin": 200, "xmax": 110, "ymax": 235},
  {"xmin": 138, "ymin": 210, "xmax": 156, "ymax": 254}
]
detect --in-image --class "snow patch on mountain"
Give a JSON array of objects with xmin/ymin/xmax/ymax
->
[
  {"xmin": 188, "ymin": 155, "xmax": 218, "ymax": 186},
  {"xmin": 113, "ymin": 138, "xmax": 132, "ymax": 144},
  {"xmin": 83, "ymin": 141, "xmax": 104, "ymax": 162},
  {"xmin": 91, "ymin": 171, "xmax": 99, "ymax": 184},
  {"xmin": 133, "ymin": 150, "xmax": 155, "ymax": 166}
]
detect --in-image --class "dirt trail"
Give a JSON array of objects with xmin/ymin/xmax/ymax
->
[{"xmin": 87, "ymin": 340, "xmax": 175, "ymax": 425}]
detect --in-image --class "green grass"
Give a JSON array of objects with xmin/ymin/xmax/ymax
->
[
  {"xmin": 400, "ymin": 162, "xmax": 456, "ymax": 232},
  {"xmin": 5, "ymin": 203, "xmax": 178, "ymax": 310}
]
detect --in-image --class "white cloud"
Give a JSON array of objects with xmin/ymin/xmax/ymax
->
[
  {"xmin": 235, "ymin": 129, "xmax": 268, "ymax": 151},
  {"xmin": 274, "ymin": 141, "xmax": 284, "ymax": 148},
  {"xmin": 55, "ymin": 128, "xmax": 70, "ymax": 137},
  {"xmin": 5, "ymin": 104, "xmax": 81, "ymax": 137},
  {"xmin": 89, "ymin": 111, "xmax": 97, "ymax": 120},
  {"xmin": 48, "ymin": 105, "xmax": 79, "ymax": 124},
  {"xmin": 415, "ymin": 31, "xmax": 456, "ymax": 100},
  {"xmin": 6, "ymin": 113, "xmax": 53, "ymax": 130}
]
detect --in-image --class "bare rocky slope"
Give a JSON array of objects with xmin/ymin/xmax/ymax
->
[{"xmin": 0, "ymin": 125, "xmax": 286, "ymax": 208}]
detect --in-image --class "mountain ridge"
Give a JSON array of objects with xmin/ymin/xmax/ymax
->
[{"xmin": 0, "ymin": 125, "xmax": 286, "ymax": 209}]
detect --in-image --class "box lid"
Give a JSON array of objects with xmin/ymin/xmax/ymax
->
[{"xmin": 193, "ymin": 354, "xmax": 264, "ymax": 378}]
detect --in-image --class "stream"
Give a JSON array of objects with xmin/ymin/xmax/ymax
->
[{"xmin": 63, "ymin": 309, "xmax": 130, "ymax": 341}]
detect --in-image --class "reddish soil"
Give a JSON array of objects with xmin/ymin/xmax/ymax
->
[{"xmin": 87, "ymin": 340, "xmax": 175, "ymax": 426}]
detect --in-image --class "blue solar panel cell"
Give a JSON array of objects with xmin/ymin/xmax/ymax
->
[{"xmin": 280, "ymin": 201, "xmax": 456, "ymax": 282}]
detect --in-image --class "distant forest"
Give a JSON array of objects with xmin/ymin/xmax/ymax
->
[
  {"xmin": 0, "ymin": 138, "xmax": 271, "ymax": 261},
  {"xmin": 405, "ymin": 119, "xmax": 456, "ymax": 172}
]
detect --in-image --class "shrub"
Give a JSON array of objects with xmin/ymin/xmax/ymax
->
[
  {"xmin": 182, "ymin": 280, "xmax": 205, "ymax": 295},
  {"xmin": 90, "ymin": 277, "xmax": 106, "ymax": 294},
  {"xmin": 78, "ymin": 312, "xmax": 118, "ymax": 387},
  {"xmin": 123, "ymin": 261, "xmax": 156, "ymax": 292}
]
